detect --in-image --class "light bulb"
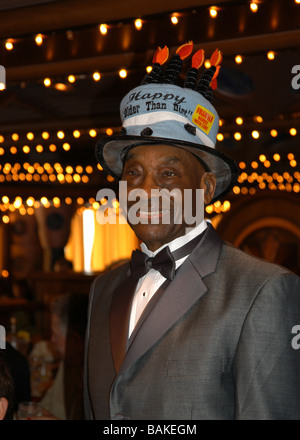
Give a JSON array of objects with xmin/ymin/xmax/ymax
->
[
  {"xmin": 93, "ymin": 71, "xmax": 101, "ymax": 81},
  {"xmin": 171, "ymin": 14, "xmax": 178, "ymax": 24},
  {"xmin": 209, "ymin": 7, "xmax": 218, "ymax": 18},
  {"xmin": 99, "ymin": 24, "xmax": 108, "ymax": 35},
  {"xmin": 250, "ymin": 2, "xmax": 258, "ymax": 12},
  {"xmin": 35, "ymin": 34, "xmax": 43, "ymax": 45},
  {"xmin": 5, "ymin": 40, "xmax": 13, "ymax": 50},
  {"xmin": 135, "ymin": 19, "xmax": 143, "ymax": 29},
  {"xmin": 119, "ymin": 69, "xmax": 127, "ymax": 78}
]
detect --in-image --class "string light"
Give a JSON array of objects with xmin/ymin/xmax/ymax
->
[
  {"xmin": 89, "ymin": 129, "xmax": 97, "ymax": 137},
  {"xmin": 93, "ymin": 71, "xmax": 101, "ymax": 81},
  {"xmin": 27, "ymin": 132, "xmax": 34, "ymax": 140},
  {"xmin": 270, "ymin": 129, "xmax": 278, "ymax": 137},
  {"xmin": 63, "ymin": 142, "xmax": 71, "ymax": 151},
  {"xmin": 236, "ymin": 117, "xmax": 243, "ymax": 125},
  {"xmin": 171, "ymin": 14, "xmax": 179, "ymax": 24},
  {"xmin": 250, "ymin": 2, "xmax": 258, "ymax": 12},
  {"xmin": 134, "ymin": 19, "xmax": 143, "ymax": 30},
  {"xmin": 68, "ymin": 75, "xmax": 76, "ymax": 83},
  {"xmin": 44, "ymin": 78, "xmax": 51, "ymax": 87},
  {"xmin": 209, "ymin": 7, "xmax": 218, "ymax": 18},
  {"xmin": 54, "ymin": 83, "xmax": 68, "ymax": 91},
  {"xmin": 5, "ymin": 40, "xmax": 13, "ymax": 51},
  {"xmin": 267, "ymin": 51, "xmax": 275, "ymax": 60},
  {"xmin": 235, "ymin": 55, "xmax": 243, "ymax": 64},
  {"xmin": 35, "ymin": 33, "xmax": 43, "ymax": 46},
  {"xmin": 119, "ymin": 69, "xmax": 127, "ymax": 78},
  {"xmin": 99, "ymin": 24, "xmax": 108, "ymax": 35}
]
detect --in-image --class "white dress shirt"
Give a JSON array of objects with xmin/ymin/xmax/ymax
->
[{"xmin": 128, "ymin": 220, "xmax": 208, "ymax": 337}]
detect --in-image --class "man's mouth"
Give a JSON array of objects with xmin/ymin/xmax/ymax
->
[{"xmin": 138, "ymin": 210, "xmax": 170, "ymax": 219}]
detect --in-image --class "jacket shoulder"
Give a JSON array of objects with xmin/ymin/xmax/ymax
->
[{"xmin": 221, "ymin": 240, "xmax": 293, "ymax": 278}]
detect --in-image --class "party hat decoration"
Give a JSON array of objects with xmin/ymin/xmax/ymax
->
[
  {"xmin": 142, "ymin": 45, "xmax": 169, "ymax": 84},
  {"xmin": 184, "ymin": 49, "xmax": 205, "ymax": 89},
  {"xmin": 196, "ymin": 48, "xmax": 222, "ymax": 101},
  {"xmin": 163, "ymin": 41, "xmax": 194, "ymax": 84}
]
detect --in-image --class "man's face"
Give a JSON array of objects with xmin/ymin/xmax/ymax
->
[{"xmin": 121, "ymin": 144, "xmax": 216, "ymax": 251}]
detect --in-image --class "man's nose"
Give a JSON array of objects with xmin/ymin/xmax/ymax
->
[{"xmin": 140, "ymin": 172, "xmax": 160, "ymax": 195}]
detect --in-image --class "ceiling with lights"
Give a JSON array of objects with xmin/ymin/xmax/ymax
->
[{"xmin": 0, "ymin": 0, "xmax": 300, "ymax": 216}]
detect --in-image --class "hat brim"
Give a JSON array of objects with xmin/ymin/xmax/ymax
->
[{"xmin": 95, "ymin": 135, "xmax": 239, "ymax": 203}]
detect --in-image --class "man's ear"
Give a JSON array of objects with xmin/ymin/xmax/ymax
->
[
  {"xmin": 200, "ymin": 172, "xmax": 217, "ymax": 204},
  {"xmin": 0, "ymin": 397, "xmax": 8, "ymax": 420}
]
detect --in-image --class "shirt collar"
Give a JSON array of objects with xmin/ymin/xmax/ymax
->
[{"xmin": 140, "ymin": 219, "xmax": 208, "ymax": 258}]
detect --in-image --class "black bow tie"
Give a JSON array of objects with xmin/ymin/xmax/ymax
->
[
  {"xmin": 130, "ymin": 246, "xmax": 176, "ymax": 281},
  {"xmin": 130, "ymin": 229, "xmax": 207, "ymax": 282}
]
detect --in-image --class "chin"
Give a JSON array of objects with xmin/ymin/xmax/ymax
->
[{"xmin": 130, "ymin": 223, "xmax": 185, "ymax": 249}]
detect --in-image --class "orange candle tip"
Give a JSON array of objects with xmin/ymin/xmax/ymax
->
[
  {"xmin": 176, "ymin": 41, "xmax": 193, "ymax": 60},
  {"xmin": 192, "ymin": 49, "xmax": 205, "ymax": 69},
  {"xmin": 210, "ymin": 48, "xmax": 222, "ymax": 66},
  {"xmin": 153, "ymin": 45, "xmax": 169, "ymax": 65},
  {"xmin": 210, "ymin": 66, "xmax": 221, "ymax": 89}
]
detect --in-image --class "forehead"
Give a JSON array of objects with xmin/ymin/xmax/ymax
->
[{"xmin": 124, "ymin": 144, "xmax": 199, "ymax": 166}]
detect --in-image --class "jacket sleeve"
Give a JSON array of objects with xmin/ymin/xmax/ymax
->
[
  {"xmin": 83, "ymin": 277, "xmax": 97, "ymax": 420},
  {"xmin": 233, "ymin": 272, "xmax": 300, "ymax": 419}
]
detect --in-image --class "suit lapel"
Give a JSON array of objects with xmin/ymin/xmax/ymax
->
[
  {"xmin": 109, "ymin": 274, "xmax": 137, "ymax": 373},
  {"xmin": 118, "ymin": 224, "xmax": 223, "ymax": 374}
]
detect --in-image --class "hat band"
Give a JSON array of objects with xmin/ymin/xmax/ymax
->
[{"xmin": 122, "ymin": 111, "xmax": 215, "ymax": 148}]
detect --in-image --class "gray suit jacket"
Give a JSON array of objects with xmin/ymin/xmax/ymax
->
[{"xmin": 84, "ymin": 225, "xmax": 300, "ymax": 420}]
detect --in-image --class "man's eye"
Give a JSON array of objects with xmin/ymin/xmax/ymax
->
[
  {"xmin": 126, "ymin": 169, "xmax": 138, "ymax": 176},
  {"xmin": 163, "ymin": 171, "xmax": 176, "ymax": 177}
]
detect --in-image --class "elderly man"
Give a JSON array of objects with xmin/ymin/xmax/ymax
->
[{"xmin": 84, "ymin": 43, "xmax": 300, "ymax": 420}]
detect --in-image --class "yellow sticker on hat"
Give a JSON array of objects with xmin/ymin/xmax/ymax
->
[{"xmin": 192, "ymin": 105, "xmax": 215, "ymax": 134}]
